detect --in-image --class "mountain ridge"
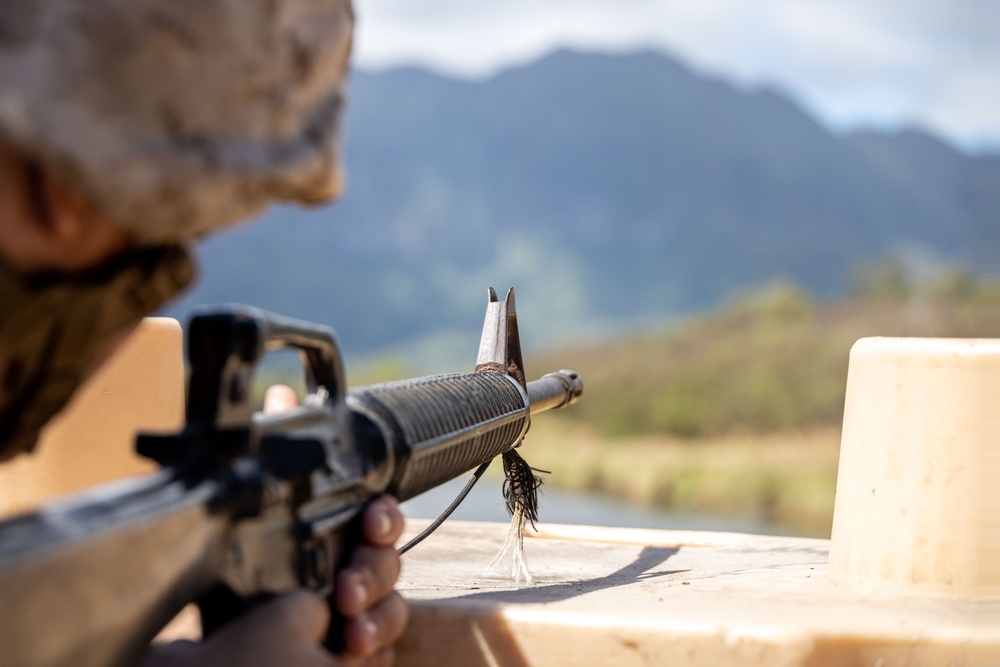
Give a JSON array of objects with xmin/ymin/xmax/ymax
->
[{"xmin": 168, "ymin": 49, "xmax": 995, "ymax": 360}]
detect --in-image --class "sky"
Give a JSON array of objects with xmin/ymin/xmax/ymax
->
[{"xmin": 352, "ymin": 0, "xmax": 999, "ymax": 153}]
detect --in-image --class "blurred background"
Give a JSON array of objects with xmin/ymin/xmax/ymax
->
[{"xmin": 168, "ymin": 0, "xmax": 999, "ymax": 538}]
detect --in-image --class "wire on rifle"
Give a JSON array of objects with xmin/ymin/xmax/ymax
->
[{"xmin": 397, "ymin": 460, "xmax": 493, "ymax": 555}]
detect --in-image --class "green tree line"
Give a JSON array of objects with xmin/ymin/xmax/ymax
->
[{"xmin": 532, "ymin": 261, "xmax": 997, "ymax": 440}]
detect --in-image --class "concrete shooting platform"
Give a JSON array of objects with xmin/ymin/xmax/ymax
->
[
  {"xmin": 396, "ymin": 337, "xmax": 1000, "ymax": 667},
  {"xmin": 396, "ymin": 520, "xmax": 999, "ymax": 667}
]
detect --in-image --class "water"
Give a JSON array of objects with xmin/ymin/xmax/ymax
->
[{"xmin": 401, "ymin": 475, "xmax": 782, "ymax": 536}]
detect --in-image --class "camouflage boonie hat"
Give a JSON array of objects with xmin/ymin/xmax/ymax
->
[{"xmin": 0, "ymin": 0, "xmax": 354, "ymax": 243}]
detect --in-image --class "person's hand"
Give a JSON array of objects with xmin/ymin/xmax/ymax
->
[
  {"xmin": 332, "ymin": 494, "xmax": 409, "ymax": 663},
  {"xmin": 144, "ymin": 385, "xmax": 408, "ymax": 666}
]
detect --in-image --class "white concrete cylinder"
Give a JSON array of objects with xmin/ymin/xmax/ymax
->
[{"xmin": 829, "ymin": 337, "xmax": 1000, "ymax": 597}]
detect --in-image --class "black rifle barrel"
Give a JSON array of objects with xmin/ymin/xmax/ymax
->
[{"xmin": 526, "ymin": 370, "xmax": 584, "ymax": 415}]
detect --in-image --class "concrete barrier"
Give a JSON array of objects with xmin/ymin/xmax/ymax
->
[{"xmin": 0, "ymin": 318, "xmax": 183, "ymax": 516}]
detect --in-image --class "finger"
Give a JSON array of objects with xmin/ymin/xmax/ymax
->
[
  {"xmin": 343, "ymin": 593, "xmax": 409, "ymax": 658},
  {"xmin": 336, "ymin": 545, "xmax": 401, "ymax": 617},
  {"xmin": 361, "ymin": 496, "xmax": 404, "ymax": 547},
  {"xmin": 264, "ymin": 384, "xmax": 299, "ymax": 414}
]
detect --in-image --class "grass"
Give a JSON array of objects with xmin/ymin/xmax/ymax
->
[
  {"xmin": 530, "ymin": 278, "xmax": 997, "ymax": 440},
  {"xmin": 517, "ymin": 270, "xmax": 995, "ymax": 536},
  {"xmin": 518, "ymin": 420, "xmax": 841, "ymax": 537}
]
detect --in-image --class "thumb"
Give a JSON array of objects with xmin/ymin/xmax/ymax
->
[{"xmin": 258, "ymin": 590, "xmax": 331, "ymax": 643}]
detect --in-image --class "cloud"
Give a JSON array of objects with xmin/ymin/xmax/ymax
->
[{"xmin": 352, "ymin": 0, "xmax": 999, "ymax": 150}]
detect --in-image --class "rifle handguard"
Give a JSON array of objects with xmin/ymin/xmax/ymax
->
[{"xmin": 348, "ymin": 372, "xmax": 530, "ymax": 502}]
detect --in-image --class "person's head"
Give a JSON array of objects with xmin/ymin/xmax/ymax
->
[
  {"xmin": 0, "ymin": 0, "xmax": 355, "ymax": 459},
  {"xmin": 0, "ymin": 0, "xmax": 354, "ymax": 244}
]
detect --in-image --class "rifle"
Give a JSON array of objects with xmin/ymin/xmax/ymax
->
[{"xmin": 0, "ymin": 288, "xmax": 582, "ymax": 667}]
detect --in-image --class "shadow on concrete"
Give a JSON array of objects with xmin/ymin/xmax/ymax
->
[
  {"xmin": 449, "ymin": 546, "xmax": 683, "ymax": 605},
  {"xmin": 398, "ymin": 547, "xmax": 684, "ymax": 666}
]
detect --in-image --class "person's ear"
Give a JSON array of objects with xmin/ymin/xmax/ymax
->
[
  {"xmin": 0, "ymin": 150, "xmax": 131, "ymax": 273},
  {"xmin": 27, "ymin": 165, "xmax": 131, "ymax": 271},
  {"xmin": 32, "ymin": 164, "xmax": 92, "ymax": 247}
]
